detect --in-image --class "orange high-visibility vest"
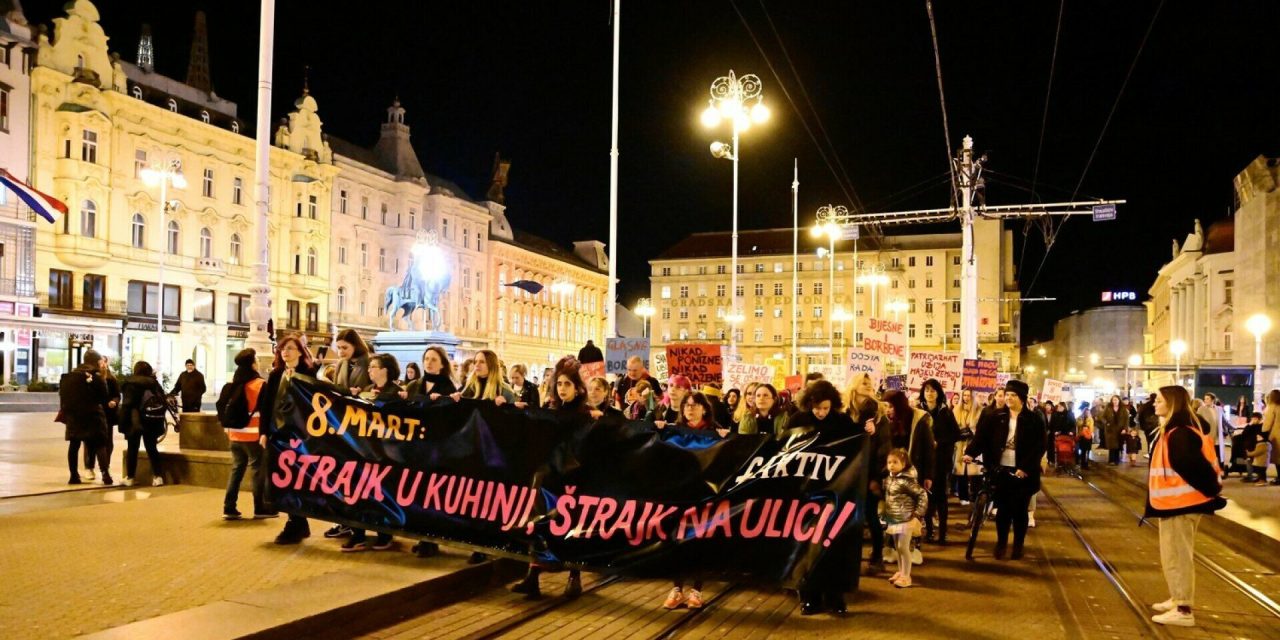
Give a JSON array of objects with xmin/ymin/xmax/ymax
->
[
  {"xmin": 1148, "ymin": 424, "xmax": 1221, "ymax": 511},
  {"xmin": 227, "ymin": 378, "xmax": 264, "ymax": 443}
]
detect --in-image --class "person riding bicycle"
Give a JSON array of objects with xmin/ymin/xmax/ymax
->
[{"xmin": 963, "ymin": 380, "xmax": 1045, "ymax": 560}]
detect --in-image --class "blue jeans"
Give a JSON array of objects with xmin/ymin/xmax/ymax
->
[{"xmin": 225, "ymin": 441, "xmax": 265, "ymax": 513}]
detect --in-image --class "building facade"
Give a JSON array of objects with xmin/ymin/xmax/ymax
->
[
  {"xmin": 1022, "ymin": 303, "xmax": 1147, "ymax": 399},
  {"xmin": 1145, "ymin": 157, "xmax": 1279, "ymax": 394},
  {"xmin": 649, "ymin": 220, "xmax": 1022, "ymax": 375},
  {"xmin": 0, "ymin": 2, "xmax": 36, "ymax": 384},
  {"xmin": 26, "ymin": 0, "xmax": 335, "ymax": 389}
]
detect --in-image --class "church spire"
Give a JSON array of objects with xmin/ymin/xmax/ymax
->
[
  {"xmin": 136, "ymin": 22, "xmax": 154, "ymax": 72},
  {"xmin": 185, "ymin": 10, "xmax": 211, "ymax": 92}
]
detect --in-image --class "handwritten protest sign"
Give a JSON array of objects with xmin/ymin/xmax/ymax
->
[
  {"xmin": 784, "ymin": 375, "xmax": 803, "ymax": 395},
  {"xmin": 723, "ymin": 362, "xmax": 775, "ymax": 392},
  {"xmin": 906, "ymin": 351, "xmax": 964, "ymax": 393},
  {"xmin": 808, "ymin": 364, "xmax": 848, "ymax": 387},
  {"xmin": 996, "ymin": 372, "xmax": 1012, "ymax": 390},
  {"xmin": 580, "ymin": 361, "xmax": 606, "ymax": 381},
  {"xmin": 665, "ymin": 344, "xmax": 724, "ymax": 387},
  {"xmin": 862, "ymin": 317, "xmax": 906, "ymax": 360},
  {"xmin": 962, "ymin": 359, "xmax": 999, "ymax": 393},
  {"xmin": 652, "ymin": 351, "xmax": 669, "ymax": 381},
  {"xmin": 606, "ymin": 338, "xmax": 650, "ymax": 374},
  {"xmin": 847, "ymin": 348, "xmax": 883, "ymax": 388},
  {"xmin": 884, "ymin": 374, "xmax": 906, "ymax": 391},
  {"xmin": 1041, "ymin": 379, "xmax": 1066, "ymax": 403}
]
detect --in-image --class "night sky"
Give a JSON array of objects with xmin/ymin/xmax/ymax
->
[{"xmin": 22, "ymin": 1, "xmax": 1280, "ymax": 343}]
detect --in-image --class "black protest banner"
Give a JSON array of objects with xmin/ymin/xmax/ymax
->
[{"xmin": 267, "ymin": 376, "xmax": 868, "ymax": 590}]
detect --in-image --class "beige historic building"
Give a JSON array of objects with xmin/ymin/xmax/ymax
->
[
  {"xmin": 1022, "ymin": 304, "xmax": 1147, "ymax": 400},
  {"xmin": 1145, "ymin": 156, "xmax": 1279, "ymax": 395},
  {"xmin": 0, "ymin": 2, "xmax": 36, "ymax": 385},
  {"xmin": 26, "ymin": 0, "xmax": 335, "ymax": 388},
  {"xmin": 649, "ymin": 220, "xmax": 1022, "ymax": 376}
]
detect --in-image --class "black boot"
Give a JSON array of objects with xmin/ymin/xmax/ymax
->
[
  {"xmin": 825, "ymin": 592, "xmax": 847, "ymax": 615},
  {"xmin": 511, "ymin": 571, "xmax": 542, "ymax": 599},
  {"xmin": 799, "ymin": 591, "xmax": 824, "ymax": 616},
  {"xmin": 564, "ymin": 571, "xmax": 582, "ymax": 598},
  {"xmin": 994, "ymin": 539, "xmax": 1008, "ymax": 560},
  {"xmin": 411, "ymin": 541, "xmax": 439, "ymax": 558},
  {"xmin": 274, "ymin": 518, "xmax": 310, "ymax": 545},
  {"xmin": 1011, "ymin": 540, "xmax": 1024, "ymax": 560}
]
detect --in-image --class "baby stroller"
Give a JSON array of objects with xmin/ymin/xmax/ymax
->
[{"xmin": 1053, "ymin": 434, "xmax": 1081, "ymax": 479}]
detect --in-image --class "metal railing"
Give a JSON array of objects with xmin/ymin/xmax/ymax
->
[{"xmin": 0, "ymin": 278, "xmax": 36, "ymax": 297}]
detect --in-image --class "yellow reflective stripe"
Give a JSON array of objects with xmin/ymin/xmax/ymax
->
[
  {"xmin": 1149, "ymin": 466, "xmax": 1179, "ymax": 477},
  {"xmin": 1150, "ymin": 485, "xmax": 1198, "ymax": 498}
]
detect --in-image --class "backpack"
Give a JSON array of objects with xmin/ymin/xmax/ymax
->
[
  {"xmin": 141, "ymin": 388, "xmax": 170, "ymax": 424},
  {"xmin": 217, "ymin": 382, "xmax": 255, "ymax": 430}
]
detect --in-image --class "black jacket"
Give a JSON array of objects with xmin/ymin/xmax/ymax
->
[
  {"xmin": 59, "ymin": 365, "xmax": 108, "ymax": 441},
  {"xmin": 577, "ymin": 341, "xmax": 604, "ymax": 364},
  {"xmin": 171, "ymin": 370, "xmax": 207, "ymax": 408},
  {"xmin": 966, "ymin": 407, "xmax": 1046, "ymax": 491},
  {"xmin": 513, "ymin": 379, "xmax": 540, "ymax": 407},
  {"xmin": 119, "ymin": 374, "xmax": 166, "ymax": 436},
  {"xmin": 360, "ymin": 381, "xmax": 403, "ymax": 403},
  {"xmin": 258, "ymin": 363, "xmax": 320, "ymax": 437},
  {"xmin": 404, "ymin": 372, "xmax": 458, "ymax": 403},
  {"xmin": 103, "ymin": 374, "xmax": 121, "ymax": 428},
  {"xmin": 1049, "ymin": 411, "xmax": 1076, "ymax": 436}
]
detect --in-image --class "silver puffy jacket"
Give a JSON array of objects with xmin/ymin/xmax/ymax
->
[{"xmin": 883, "ymin": 467, "xmax": 928, "ymax": 525}]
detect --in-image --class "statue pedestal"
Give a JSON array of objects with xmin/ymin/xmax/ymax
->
[{"xmin": 371, "ymin": 330, "xmax": 461, "ymax": 373}]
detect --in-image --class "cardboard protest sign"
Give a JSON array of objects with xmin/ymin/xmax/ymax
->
[
  {"xmin": 723, "ymin": 362, "xmax": 775, "ymax": 392},
  {"xmin": 606, "ymin": 338, "xmax": 650, "ymax": 375},
  {"xmin": 580, "ymin": 361, "xmax": 607, "ymax": 381},
  {"xmin": 884, "ymin": 374, "xmax": 906, "ymax": 391},
  {"xmin": 652, "ymin": 351, "xmax": 669, "ymax": 381},
  {"xmin": 996, "ymin": 372, "xmax": 1012, "ymax": 390},
  {"xmin": 664, "ymin": 344, "xmax": 724, "ymax": 387},
  {"xmin": 808, "ymin": 364, "xmax": 848, "ymax": 387},
  {"xmin": 846, "ymin": 348, "xmax": 883, "ymax": 388},
  {"xmin": 861, "ymin": 317, "xmax": 906, "ymax": 360},
  {"xmin": 906, "ymin": 351, "xmax": 964, "ymax": 393},
  {"xmin": 784, "ymin": 375, "xmax": 803, "ymax": 395},
  {"xmin": 1041, "ymin": 378, "xmax": 1066, "ymax": 403},
  {"xmin": 962, "ymin": 359, "xmax": 999, "ymax": 393}
]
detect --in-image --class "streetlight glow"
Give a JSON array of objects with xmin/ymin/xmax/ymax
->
[
  {"xmin": 1247, "ymin": 313, "xmax": 1273, "ymax": 338},
  {"xmin": 1169, "ymin": 339, "xmax": 1187, "ymax": 357},
  {"xmin": 1128, "ymin": 354, "xmax": 1142, "ymax": 367},
  {"xmin": 1089, "ymin": 352, "xmax": 1100, "ymax": 365},
  {"xmin": 700, "ymin": 104, "xmax": 722, "ymax": 128}
]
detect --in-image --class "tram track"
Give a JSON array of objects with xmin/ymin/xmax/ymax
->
[{"xmin": 1041, "ymin": 469, "xmax": 1280, "ymax": 639}]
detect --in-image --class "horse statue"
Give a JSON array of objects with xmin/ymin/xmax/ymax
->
[
  {"xmin": 420, "ymin": 270, "xmax": 451, "ymax": 331},
  {"xmin": 383, "ymin": 283, "xmax": 422, "ymax": 331}
]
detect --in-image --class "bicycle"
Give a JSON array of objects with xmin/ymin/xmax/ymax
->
[{"xmin": 965, "ymin": 466, "xmax": 1017, "ymax": 560}]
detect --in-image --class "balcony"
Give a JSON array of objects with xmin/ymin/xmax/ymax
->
[
  {"xmin": 194, "ymin": 258, "xmax": 227, "ymax": 286},
  {"xmin": 40, "ymin": 293, "xmax": 127, "ymax": 317},
  {"xmin": 0, "ymin": 278, "xmax": 36, "ymax": 298},
  {"xmin": 53, "ymin": 233, "xmax": 110, "ymax": 269},
  {"xmin": 287, "ymin": 273, "xmax": 324, "ymax": 300}
]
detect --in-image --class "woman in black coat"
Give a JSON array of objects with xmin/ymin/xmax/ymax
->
[
  {"xmin": 258, "ymin": 336, "xmax": 321, "ymax": 544},
  {"xmin": 964, "ymin": 380, "xmax": 1045, "ymax": 560},
  {"xmin": 59, "ymin": 351, "xmax": 108, "ymax": 484},
  {"xmin": 918, "ymin": 379, "xmax": 959, "ymax": 544},
  {"xmin": 401, "ymin": 345, "xmax": 458, "ymax": 404},
  {"xmin": 119, "ymin": 360, "xmax": 168, "ymax": 487}
]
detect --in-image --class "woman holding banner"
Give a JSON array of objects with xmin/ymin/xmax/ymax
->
[
  {"xmin": 918, "ymin": 379, "xmax": 959, "ymax": 545},
  {"xmin": 737, "ymin": 383, "xmax": 790, "ymax": 439},
  {"xmin": 512, "ymin": 356, "xmax": 588, "ymax": 600},
  {"xmin": 259, "ymin": 336, "xmax": 320, "ymax": 545},
  {"xmin": 846, "ymin": 372, "xmax": 890, "ymax": 574},
  {"xmin": 402, "ymin": 346, "xmax": 457, "ymax": 404},
  {"xmin": 452, "ymin": 350, "xmax": 515, "ymax": 404}
]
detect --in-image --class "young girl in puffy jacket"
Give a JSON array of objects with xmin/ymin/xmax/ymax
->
[{"xmin": 883, "ymin": 448, "xmax": 928, "ymax": 588}]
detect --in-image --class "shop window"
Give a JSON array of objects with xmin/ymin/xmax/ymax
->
[{"xmin": 193, "ymin": 289, "xmax": 214, "ymax": 322}]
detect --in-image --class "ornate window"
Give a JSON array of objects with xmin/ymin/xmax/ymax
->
[
  {"xmin": 199, "ymin": 227, "xmax": 212, "ymax": 258},
  {"xmin": 131, "ymin": 213, "xmax": 145, "ymax": 248},
  {"xmin": 80, "ymin": 200, "xmax": 97, "ymax": 237},
  {"xmin": 229, "ymin": 233, "xmax": 242, "ymax": 265},
  {"xmin": 307, "ymin": 248, "xmax": 318, "ymax": 276},
  {"xmin": 167, "ymin": 220, "xmax": 180, "ymax": 254}
]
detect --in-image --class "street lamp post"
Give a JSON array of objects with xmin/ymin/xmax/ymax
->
[
  {"xmin": 702, "ymin": 70, "xmax": 768, "ymax": 361},
  {"xmin": 1170, "ymin": 339, "xmax": 1187, "ymax": 386},
  {"xmin": 856, "ymin": 266, "xmax": 889, "ymax": 324},
  {"xmin": 832, "ymin": 307, "xmax": 852, "ymax": 365},
  {"xmin": 141, "ymin": 159, "xmax": 187, "ymax": 376},
  {"xmin": 813, "ymin": 209, "xmax": 841, "ymax": 362},
  {"xmin": 635, "ymin": 298, "xmax": 655, "ymax": 339},
  {"xmin": 1126, "ymin": 353, "xmax": 1142, "ymax": 398},
  {"xmin": 1246, "ymin": 313, "xmax": 1272, "ymax": 412}
]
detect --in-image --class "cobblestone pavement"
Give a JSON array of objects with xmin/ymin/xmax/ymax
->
[{"xmin": 0, "ymin": 482, "xmax": 466, "ymax": 639}]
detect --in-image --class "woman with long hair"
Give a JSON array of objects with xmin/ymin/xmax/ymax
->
[
  {"xmin": 401, "ymin": 346, "xmax": 457, "ymax": 404},
  {"xmin": 511, "ymin": 356, "xmax": 587, "ymax": 600},
  {"xmin": 453, "ymin": 350, "xmax": 514, "ymax": 404},
  {"xmin": 1146, "ymin": 385, "xmax": 1225, "ymax": 627},
  {"xmin": 917, "ymin": 379, "xmax": 959, "ymax": 544},
  {"xmin": 510, "ymin": 364, "xmax": 541, "ymax": 409},
  {"xmin": 586, "ymin": 377, "xmax": 622, "ymax": 419},
  {"xmin": 882, "ymin": 389, "xmax": 935, "ymax": 564},
  {"xmin": 259, "ymin": 335, "xmax": 320, "ymax": 545},
  {"xmin": 1101, "ymin": 395, "xmax": 1127, "ymax": 465},
  {"xmin": 332, "ymin": 328, "xmax": 372, "ymax": 395},
  {"xmin": 724, "ymin": 388, "xmax": 742, "ymax": 427},
  {"xmin": 119, "ymin": 360, "xmax": 166, "ymax": 487},
  {"xmin": 736, "ymin": 383, "xmax": 790, "ymax": 439},
  {"xmin": 661, "ymin": 390, "xmax": 729, "ymax": 612},
  {"xmin": 846, "ymin": 372, "xmax": 891, "ymax": 572},
  {"xmin": 403, "ymin": 362, "xmax": 421, "ymax": 386},
  {"xmin": 732, "ymin": 381, "xmax": 762, "ymax": 429}
]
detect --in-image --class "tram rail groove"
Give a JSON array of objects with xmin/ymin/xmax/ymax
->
[
  {"xmin": 459, "ymin": 574, "xmax": 624, "ymax": 640},
  {"xmin": 1039, "ymin": 486, "xmax": 1176, "ymax": 640},
  {"xmin": 1076, "ymin": 473, "xmax": 1280, "ymax": 620},
  {"xmin": 651, "ymin": 583, "xmax": 741, "ymax": 640}
]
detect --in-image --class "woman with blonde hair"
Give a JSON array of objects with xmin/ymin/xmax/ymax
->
[
  {"xmin": 451, "ymin": 350, "xmax": 514, "ymax": 404},
  {"xmin": 732, "ymin": 381, "xmax": 762, "ymax": 428}
]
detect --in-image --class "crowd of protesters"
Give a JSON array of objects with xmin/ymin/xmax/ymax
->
[{"xmin": 56, "ymin": 333, "xmax": 1269, "ymax": 626}]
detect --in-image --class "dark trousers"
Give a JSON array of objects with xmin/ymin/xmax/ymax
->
[
  {"xmin": 225, "ymin": 441, "xmax": 265, "ymax": 513},
  {"xmin": 865, "ymin": 487, "xmax": 884, "ymax": 560},
  {"xmin": 125, "ymin": 430, "xmax": 163, "ymax": 478},
  {"xmin": 1108, "ymin": 447, "xmax": 1122, "ymax": 464},
  {"xmin": 69, "ymin": 437, "xmax": 111, "ymax": 476},
  {"xmin": 1076, "ymin": 437, "xmax": 1091, "ymax": 469},
  {"xmin": 993, "ymin": 470, "xmax": 1035, "ymax": 548},
  {"xmin": 926, "ymin": 453, "xmax": 953, "ymax": 540}
]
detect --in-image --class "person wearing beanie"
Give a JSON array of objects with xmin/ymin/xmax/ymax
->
[
  {"xmin": 964, "ymin": 379, "xmax": 1045, "ymax": 560},
  {"xmin": 647, "ymin": 374, "xmax": 692, "ymax": 427},
  {"xmin": 58, "ymin": 350, "xmax": 110, "ymax": 484},
  {"xmin": 215, "ymin": 348, "xmax": 271, "ymax": 519},
  {"xmin": 171, "ymin": 358, "xmax": 208, "ymax": 413}
]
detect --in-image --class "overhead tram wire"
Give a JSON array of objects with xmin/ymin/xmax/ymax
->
[
  {"xmin": 756, "ymin": 0, "xmax": 865, "ymax": 214},
  {"xmin": 727, "ymin": 0, "xmax": 872, "ymax": 239},
  {"xmin": 1025, "ymin": 0, "xmax": 1166, "ymax": 296},
  {"xmin": 1019, "ymin": 0, "xmax": 1067, "ymax": 281},
  {"xmin": 924, "ymin": 0, "xmax": 959, "ymax": 211}
]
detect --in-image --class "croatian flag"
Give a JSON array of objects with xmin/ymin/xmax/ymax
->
[{"xmin": 0, "ymin": 169, "xmax": 67, "ymax": 224}]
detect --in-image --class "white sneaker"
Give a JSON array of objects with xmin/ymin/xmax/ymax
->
[
  {"xmin": 910, "ymin": 548, "xmax": 924, "ymax": 565},
  {"xmin": 1028, "ymin": 514, "xmax": 1037, "ymax": 528},
  {"xmin": 151, "ymin": 476, "xmax": 165, "ymax": 487},
  {"xmin": 1151, "ymin": 609, "xmax": 1194, "ymax": 627},
  {"xmin": 84, "ymin": 468, "xmax": 96, "ymax": 481},
  {"xmin": 122, "ymin": 477, "xmax": 135, "ymax": 487},
  {"xmin": 1151, "ymin": 599, "xmax": 1176, "ymax": 613}
]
